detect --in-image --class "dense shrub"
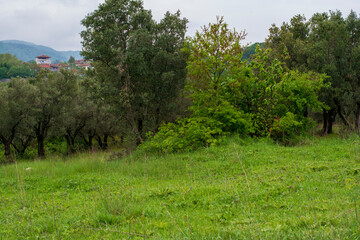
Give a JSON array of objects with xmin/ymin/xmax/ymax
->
[
  {"xmin": 141, "ymin": 95, "xmax": 252, "ymax": 153},
  {"xmin": 142, "ymin": 19, "xmax": 326, "ymax": 153}
]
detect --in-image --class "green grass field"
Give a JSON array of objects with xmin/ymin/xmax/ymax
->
[{"xmin": 1, "ymin": 135, "xmax": 360, "ymax": 239}]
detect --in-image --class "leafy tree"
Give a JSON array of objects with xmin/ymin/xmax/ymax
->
[
  {"xmin": 143, "ymin": 18, "xmax": 325, "ymax": 152},
  {"xmin": 60, "ymin": 82, "xmax": 91, "ymax": 154},
  {"xmin": 28, "ymin": 69, "xmax": 77, "ymax": 158},
  {"xmin": 0, "ymin": 54, "xmax": 35, "ymax": 79},
  {"xmin": 68, "ymin": 56, "xmax": 75, "ymax": 65},
  {"xmin": 307, "ymin": 11, "xmax": 349, "ymax": 134},
  {"xmin": 81, "ymin": 0, "xmax": 188, "ymax": 145},
  {"xmin": 0, "ymin": 78, "xmax": 36, "ymax": 161},
  {"xmin": 345, "ymin": 11, "xmax": 360, "ymax": 133},
  {"xmin": 266, "ymin": 10, "xmax": 360, "ymax": 135},
  {"xmin": 266, "ymin": 14, "xmax": 309, "ymax": 71},
  {"xmin": 184, "ymin": 16, "xmax": 246, "ymax": 91}
]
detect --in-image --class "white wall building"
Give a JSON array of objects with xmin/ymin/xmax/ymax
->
[{"xmin": 35, "ymin": 55, "xmax": 51, "ymax": 65}]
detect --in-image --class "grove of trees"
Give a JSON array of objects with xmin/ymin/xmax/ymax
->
[
  {"xmin": 1, "ymin": 0, "xmax": 360, "ymax": 162},
  {"xmin": 266, "ymin": 10, "xmax": 360, "ymax": 135},
  {"xmin": 81, "ymin": 0, "xmax": 188, "ymax": 145}
]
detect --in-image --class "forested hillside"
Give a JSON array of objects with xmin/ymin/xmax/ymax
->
[
  {"xmin": 0, "ymin": 40, "xmax": 81, "ymax": 62},
  {"xmin": 242, "ymin": 42, "xmax": 265, "ymax": 60}
]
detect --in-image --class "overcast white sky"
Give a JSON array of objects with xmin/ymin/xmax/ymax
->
[{"xmin": 0, "ymin": 0, "xmax": 358, "ymax": 51}]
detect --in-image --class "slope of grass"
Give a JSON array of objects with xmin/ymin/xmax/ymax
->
[{"xmin": 0, "ymin": 135, "xmax": 360, "ymax": 239}]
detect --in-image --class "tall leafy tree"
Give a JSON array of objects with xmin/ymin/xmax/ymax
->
[
  {"xmin": 0, "ymin": 78, "xmax": 36, "ymax": 161},
  {"xmin": 345, "ymin": 11, "xmax": 360, "ymax": 133},
  {"xmin": 60, "ymin": 82, "xmax": 92, "ymax": 154},
  {"xmin": 28, "ymin": 70, "xmax": 77, "ymax": 158},
  {"xmin": 266, "ymin": 10, "xmax": 360, "ymax": 134},
  {"xmin": 266, "ymin": 14, "xmax": 309, "ymax": 71},
  {"xmin": 81, "ymin": 0, "xmax": 188, "ymax": 145},
  {"xmin": 184, "ymin": 16, "xmax": 246, "ymax": 91}
]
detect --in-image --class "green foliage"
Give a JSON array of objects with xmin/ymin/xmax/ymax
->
[
  {"xmin": 143, "ymin": 117, "xmax": 223, "ymax": 153},
  {"xmin": 81, "ymin": 0, "xmax": 188, "ymax": 145},
  {"xmin": 270, "ymin": 112, "xmax": 304, "ymax": 144},
  {"xmin": 190, "ymin": 92, "xmax": 253, "ymax": 134},
  {"xmin": 142, "ymin": 95, "xmax": 252, "ymax": 153},
  {"xmin": 0, "ymin": 77, "xmax": 37, "ymax": 162},
  {"xmin": 183, "ymin": 16, "xmax": 246, "ymax": 91},
  {"xmin": 242, "ymin": 42, "xmax": 265, "ymax": 60},
  {"xmin": 144, "ymin": 19, "xmax": 325, "ymax": 152},
  {"xmin": 266, "ymin": 10, "xmax": 360, "ymax": 134},
  {"xmin": 68, "ymin": 56, "xmax": 75, "ymax": 64},
  {"xmin": 0, "ymin": 53, "xmax": 35, "ymax": 79}
]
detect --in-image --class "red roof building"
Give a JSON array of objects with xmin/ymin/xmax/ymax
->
[
  {"xmin": 38, "ymin": 64, "xmax": 51, "ymax": 69},
  {"xmin": 36, "ymin": 55, "xmax": 51, "ymax": 65}
]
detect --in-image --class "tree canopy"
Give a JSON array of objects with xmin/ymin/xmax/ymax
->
[
  {"xmin": 266, "ymin": 10, "xmax": 360, "ymax": 134},
  {"xmin": 142, "ymin": 18, "xmax": 326, "ymax": 153},
  {"xmin": 81, "ymin": 0, "xmax": 188, "ymax": 145}
]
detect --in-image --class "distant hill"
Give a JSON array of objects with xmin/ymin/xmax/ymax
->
[
  {"xmin": 0, "ymin": 40, "xmax": 82, "ymax": 62},
  {"xmin": 242, "ymin": 42, "xmax": 266, "ymax": 60}
]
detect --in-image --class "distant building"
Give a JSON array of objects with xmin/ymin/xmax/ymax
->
[
  {"xmin": 35, "ymin": 56, "xmax": 91, "ymax": 72},
  {"xmin": 36, "ymin": 55, "xmax": 51, "ymax": 65},
  {"xmin": 38, "ymin": 64, "xmax": 51, "ymax": 69},
  {"xmin": 75, "ymin": 59, "xmax": 86, "ymax": 65},
  {"xmin": 75, "ymin": 59, "xmax": 92, "ymax": 70}
]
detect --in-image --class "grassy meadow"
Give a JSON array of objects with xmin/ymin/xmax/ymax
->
[{"xmin": 0, "ymin": 135, "xmax": 360, "ymax": 239}]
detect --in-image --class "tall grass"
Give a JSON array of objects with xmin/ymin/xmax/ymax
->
[{"xmin": 0, "ymin": 135, "xmax": 359, "ymax": 239}]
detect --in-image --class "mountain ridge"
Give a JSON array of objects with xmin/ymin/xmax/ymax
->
[{"xmin": 0, "ymin": 40, "xmax": 82, "ymax": 62}]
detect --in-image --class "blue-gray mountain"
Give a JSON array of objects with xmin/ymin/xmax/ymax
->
[{"xmin": 0, "ymin": 40, "xmax": 82, "ymax": 62}]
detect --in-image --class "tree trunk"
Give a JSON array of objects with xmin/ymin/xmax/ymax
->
[
  {"xmin": 336, "ymin": 101, "xmax": 353, "ymax": 130},
  {"xmin": 12, "ymin": 135, "xmax": 33, "ymax": 158},
  {"xmin": 355, "ymin": 102, "xmax": 360, "ymax": 134},
  {"xmin": 136, "ymin": 119, "xmax": 143, "ymax": 146},
  {"xmin": 88, "ymin": 134, "xmax": 94, "ymax": 152},
  {"xmin": 96, "ymin": 134, "xmax": 109, "ymax": 151},
  {"xmin": 303, "ymin": 107, "xmax": 308, "ymax": 118},
  {"xmin": 322, "ymin": 108, "xmax": 336, "ymax": 135},
  {"xmin": 4, "ymin": 139, "xmax": 12, "ymax": 162},
  {"xmin": 37, "ymin": 134, "xmax": 46, "ymax": 158},
  {"xmin": 103, "ymin": 134, "xmax": 108, "ymax": 150},
  {"xmin": 155, "ymin": 106, "xmax": 161, "ymax": 130},
  {"xmin": 126, "ymin": 106, "xmax": 144, "ymax": 146},
  {"xmin": 82, "ymin": 130, "xmax": 96, "ymax": 151},
  {"xmin": 1, "ymin": 136, "xmax": 14, "ymax": 162},
  {"xmin": 65, "ymin": 135, "xmax": 75, "ymax": 155},
  {"xmin": 322, "ymin": 109, "xmax": 328, "ymax": 135}
]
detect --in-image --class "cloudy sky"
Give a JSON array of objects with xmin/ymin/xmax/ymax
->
[{"xmin": 0, "ymin": 0, "xmax": 358, "ymax": 51}]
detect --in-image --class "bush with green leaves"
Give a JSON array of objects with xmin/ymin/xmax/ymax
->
[
  {"xmin": 141, "ymin": 92, "xmax": 253, "ymax": 153},
  {"xmin": 142, "ymin": 18, "xmax": 326, "ymax": 153},
  {"xmin": 224, "ymin": 48, "xmax": 326, "ymax": 138},
  {"xmin": 269, "ymin": 112, "xmax": 310, "ymax": 145}
]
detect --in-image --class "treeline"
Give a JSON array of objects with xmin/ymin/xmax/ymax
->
[
  {"xmin": 1, "ymin": 0, "xmax": 188, "ymax": 162},
  {"xmin": 266, "ymin": 10, "xmax": 360, "ymax": 134},
  {"xmin": 0, "ymin": 53, "xmax": 35, "ymax": 79},
  {"xmin": 0, "ymin": 70, "xmax": 120, "ymax": 161},
  {"xmin": 141, "ymin": 17, "xmax": 325, "ymax": 153},
  {"xmin": 1, "ymin": 0, "xmax": 360, "ymax": 161}
]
